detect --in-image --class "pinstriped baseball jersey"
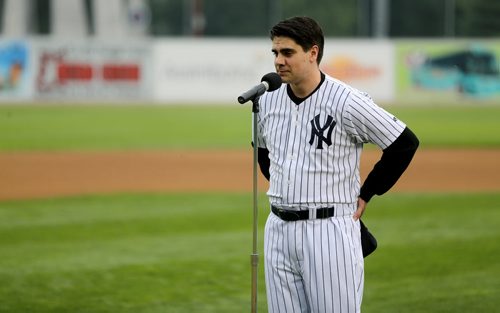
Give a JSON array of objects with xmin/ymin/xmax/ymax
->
[{"xmin": 257, "ymin": 73, "xmax": 406, "ymax": 208}]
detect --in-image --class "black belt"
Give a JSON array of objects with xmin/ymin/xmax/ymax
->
[{"xmin": 271, "ymin": 205, "xmax": 335, "ymax": 221}]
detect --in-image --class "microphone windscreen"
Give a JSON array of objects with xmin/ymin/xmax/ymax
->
[{"xmin": 261, "ymin": 72, "xmax": 282, "ymax": 92}]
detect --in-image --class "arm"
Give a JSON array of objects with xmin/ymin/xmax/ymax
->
[
  {"xmin": 354, "ymin": 127, "xmax": 419, "ymax": 219},
  {"xmin": 257, "ymin": 147, "xmax": 271, "ymax": 181},
  {"xmin": 360, "ymin": 127, "xmax": 419, "ymax": 201}
]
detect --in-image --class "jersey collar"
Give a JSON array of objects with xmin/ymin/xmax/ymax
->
[{"xmin": 287, "ymin": 72, "xmax": 326, "ymax": 105}]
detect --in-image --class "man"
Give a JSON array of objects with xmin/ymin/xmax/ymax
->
[{"xmin": 256, "ymin": 17, "xmax": 419, "ymax": 313}]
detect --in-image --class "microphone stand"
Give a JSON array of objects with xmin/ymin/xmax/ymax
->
[{"xmin": 250, "ymin": 95, "xmax": 260, "ymax": 313}]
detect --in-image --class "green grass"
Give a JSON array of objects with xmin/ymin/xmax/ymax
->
[
  {"xmin": 0, "ymin": 192, "xmax": 499, "ymax": 312},
  {"xmin": 364, "ymin": 193, "xmax": 500, "ymax": 312},
  {"xmin": 0, "ymin": 105, "xmax": 250, "ymax": 151},
  {"xmin": 0, "ymin": 193, "xmax": 259, "ymax": 313},
  {"xmin": 1, "ymin": 103, "xmax": 499, "ymax": 312},
  {"xmin": 1, "ymin": 104, "xmax": 500, "ymax": 151},
  {"xmin": 387, "ymin": 106, "xmax": 500, "ymax": 148}
]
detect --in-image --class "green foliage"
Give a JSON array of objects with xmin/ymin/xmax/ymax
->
[
  {"xmin": 457, "ymin": 0, "xmax": 500, "ymax": 37},
  {"xmin": 281, "ymin": 0, "xmax": 358, "ymax": 36},
  {"xmin": 0, "ymin": 192, "xmax": 499, "ymax": 312},
  {"xmin": 390, "ymin": 0, "xmax": 447, "ymax": 37},
  {"xmin": 149, "ymin": 0, "xmax": 500, "ymax": 37}
]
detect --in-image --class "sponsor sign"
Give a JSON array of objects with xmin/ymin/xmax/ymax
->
[
  {"xmin": 34, "ymin": 40, "xmax": 152, "ymax": 100},
  {"xmin": 154, "ymin": 39, "xmax": 394, "ymax": 103},
  {"xmin": 321, "ymin": 40, "xmax": 394, "ymax": 101},
  {"xmin": 154, "ymin": 38, "xmax": 274, "ymax": 104},
  {"xmin": 0, "ymin": 41, "xmax": 32, "ymax": 100},
  {"xmin": 396, "ymin": 39, "xmax": 500, "ymax": 104}
]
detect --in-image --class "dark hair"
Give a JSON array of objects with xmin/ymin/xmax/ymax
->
[{"xmin": 270, "ymin": 16, "xmax": 324, "ymax": 64}]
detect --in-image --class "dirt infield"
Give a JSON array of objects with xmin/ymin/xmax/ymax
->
[{"xmin": 1, "ymin": 148, "xmax": 499, "ymax": 201}]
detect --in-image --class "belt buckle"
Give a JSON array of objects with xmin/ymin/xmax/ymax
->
[{"xmin": 276, "ymin": 207, "xmax": 287, "ymax": 219}]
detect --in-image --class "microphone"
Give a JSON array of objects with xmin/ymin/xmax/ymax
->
[{"xmin": 238, "ymin": 72, "xmax": 282, "ymax": 104}]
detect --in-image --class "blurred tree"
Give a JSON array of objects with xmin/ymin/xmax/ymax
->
[
  {"xmin": 457, "ymin": 0, "xmax": 500, "ymax": 37},
  {"xmin": 0, "ymin": 0, "xmax": 3, "ymax": 33},
  {"xmin": 149, "ymin": 0, "xmax": 184, "ymax": 35},
  {"xmin": 147, "ymin": 0, "xmax": 359, "ymax": 37},
  {"xmin": 204, "ymin": 0, "xmax": 269, "ymax": 36},
  {"xmin": 281, "ymin": 0, "xmax": 358, "ymax": 37},
  {"xmin": 4, "ymin": 0, "xmax": 497, "ymax": 37},
  {"xmin": 389, "ymin": 0, "xmax": 445, "ymax": 37},
  {"xmin": 35, "ymin": 0, "xmax": 51, "ymax": 34}
]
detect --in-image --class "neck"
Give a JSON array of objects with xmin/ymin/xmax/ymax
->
[{"xmin": 289, "ymin": 69, "xmax": 322, "ymax": 98}]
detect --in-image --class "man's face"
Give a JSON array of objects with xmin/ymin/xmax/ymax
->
[{"xmin": 271, "ymin": 36, "xmax": 318, "ymax": 85}]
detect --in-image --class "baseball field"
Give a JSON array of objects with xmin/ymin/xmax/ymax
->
[{"xmin": 1, "ymin": 104, "xmax": 499, "ymax": 312}]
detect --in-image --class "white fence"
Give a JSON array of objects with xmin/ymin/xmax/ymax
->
[{"xmin": 0, "ymin": 38, "xmax": 498, "ymax": 104}]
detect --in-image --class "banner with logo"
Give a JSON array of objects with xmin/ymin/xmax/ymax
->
[
  {"xmin": 33, "ymin": 40, "xmax": 152, "ymax": 101},
  {"xmin": 6, "ymin": 38, "xmax": 497, "ymax": 105},
  {"xmin": 321, "ymin": 40, "xmax": 394, "ymax": 102},
  {"xmin": 154, "ymin": 38, "xmax": 274, "ymax": 104},
  {"xmin": 0, "ymin": 40, "xmax": 32, "ymax": 100},
  {"xmin": 153, "ymin": 39, "xmax": 394, "ymax": 104},
  {"xmin": 396, "ymin": 39, "xmax": 500, "ymax": 104}
]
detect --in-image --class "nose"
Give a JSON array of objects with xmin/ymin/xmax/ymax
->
[{"xmin": 275, "ymin": 53, "xmax": 285, "ymax": 66}]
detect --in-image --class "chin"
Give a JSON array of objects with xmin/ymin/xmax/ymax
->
[{"xmin": 279, "ymin": 74, "xmax": 291, "ymax": 83}]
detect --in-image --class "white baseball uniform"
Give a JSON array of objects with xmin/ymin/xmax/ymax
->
[{"xmin": 257, "ymin": 73, "xmax": 406, "ymax": 313}]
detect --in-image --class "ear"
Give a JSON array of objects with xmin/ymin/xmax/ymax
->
[{"xmin": 309, "ymin": 45, "xmax": 319, "ymax": 63}]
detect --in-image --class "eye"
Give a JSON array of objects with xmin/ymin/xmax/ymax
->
[{"xmin": 282, "ymin": 49, "xmax": 294, "ymax": 57}]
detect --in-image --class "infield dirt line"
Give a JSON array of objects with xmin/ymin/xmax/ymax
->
[{"xmin": 1, "ymin": 148, "xmax": 499, "ymax": 201}]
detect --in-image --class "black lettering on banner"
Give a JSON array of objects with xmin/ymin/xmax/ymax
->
[{"xmin": 309, "ymin": 114, "xmax": 336, "ymax": 149}]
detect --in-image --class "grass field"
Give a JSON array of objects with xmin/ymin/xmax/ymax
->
[
  {"xmin": 1, "ymin": 104, "xmax": 500, "ymax": 312},
  {"xmin": 1, "ymin": 193, "xmax": 499, "ymax": 313},
  {"xmin": 1, "ymin": 105, "xmax": 500, "ymax": 150}
]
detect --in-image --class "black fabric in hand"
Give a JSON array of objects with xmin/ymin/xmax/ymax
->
[{"xmin": 360, "ymin": 219, "xmax": 377, "ymax": 258}]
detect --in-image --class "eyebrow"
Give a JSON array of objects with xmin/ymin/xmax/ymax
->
[{"xmin": 272, "ymin": 47, "xmax": 296, "ymax": 55}]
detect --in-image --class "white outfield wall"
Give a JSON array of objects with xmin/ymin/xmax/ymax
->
[
  {"xmin": 153, "ymin": 38, "xmax": 395, "ymax": 103},
  {"xmin": 321, "ymin": 40, "xmax": 394, "ymax": 102},
  {"xmin": 153, "ymin": 38, "xmax": 275, "ymax": 104},
  {"xmin": 1, "ymin": 38, "xmax": 498, "ymax": 104},
  {"xmin": 0, "ymin": 38, "xmax": 395, "ymax": 104},
  {"xmin": 0, "ymin": 39, "xmax": 154, "ymax": 103},
  {"xmin": 33, "ymin": 39, "xmax": 153, "ymax": 101}
]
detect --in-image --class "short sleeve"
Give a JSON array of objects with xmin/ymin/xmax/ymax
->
[
  {"xmin": 343, "ymin": 92, "xmax": 406, "ymax": 149},
  {"xmin": 255, "ymin": 112, "xmax": 267, "ymax": 149}
]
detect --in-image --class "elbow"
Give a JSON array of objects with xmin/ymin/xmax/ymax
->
[{"xmin": 407, "ymin": 128, "xmax": 420, "ymax": 152}]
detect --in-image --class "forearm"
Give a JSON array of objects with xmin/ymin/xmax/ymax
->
[
  {"xmin": 258, "ymin": 147, "xmax": 271, "ymax": 181},
  {"xmin": 359, "ymin": 127, "xmax": 419, "ymax": 202}
]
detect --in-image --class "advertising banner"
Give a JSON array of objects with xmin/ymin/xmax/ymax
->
[
  {"xmin": 153, "ymin": 39, "xmax": 394, "ymax": 104},
  {"xmin": 5, "ymin": 38, "xmax": 497, "ymax": 105},
  {"xmin": 33, "ymin": 40, "xmax": 152, "ymax": 101},
  {"xmin": 321, "ymin": 40, "xmax": 395, "ymax": 102},
  {"xmin": 396, "ymin": 39, "xmax": 500, "ymax": 104},
  {"xmin": 0, "ymin": 40, "xmax": 32, "ymax": 100},
  {"xmin": 154, "ymin": 38, "xmax": 274, "ymax": 104}
]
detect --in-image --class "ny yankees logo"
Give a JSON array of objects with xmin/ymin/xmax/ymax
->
[{"xmin": 309, "ymin": 114, "xmax": 336, "ymax": 149}]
